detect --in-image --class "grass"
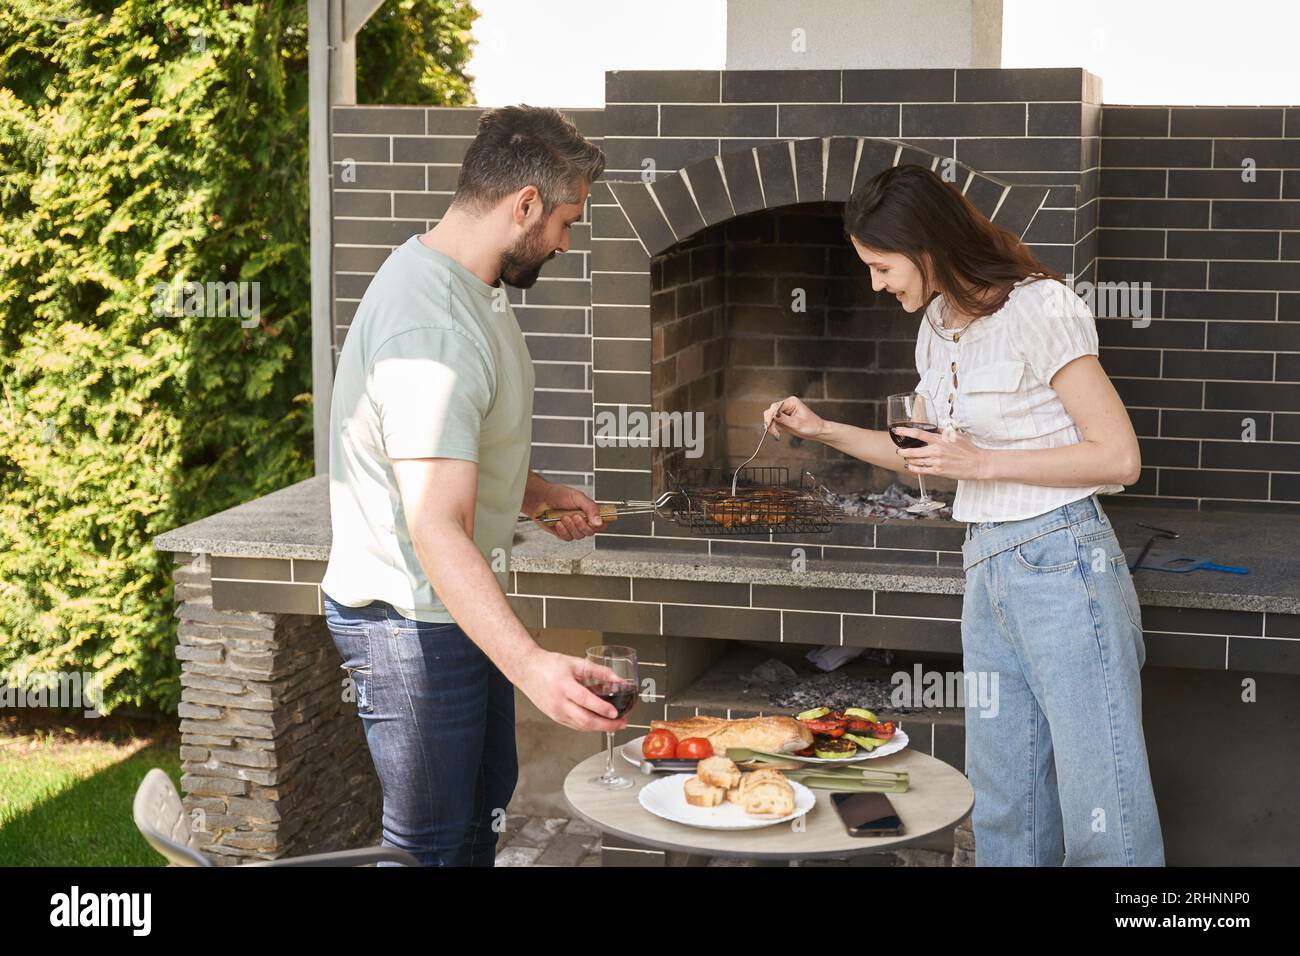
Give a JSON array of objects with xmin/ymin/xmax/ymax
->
[{"xmin": 0, "ymin": 710, "xmax": 182, "ymax": 866}]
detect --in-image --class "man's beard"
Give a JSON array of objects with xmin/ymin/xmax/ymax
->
[{"xmin": 499, "ymin": 221, "xmax": 556, "ymax": 289}]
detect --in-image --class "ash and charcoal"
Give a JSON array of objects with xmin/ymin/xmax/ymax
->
[
  {"xmin": 738, "ymin": 651, "xmax": 926, "ymax": 716},
  {"xmin": 829, "ymin": 481, "xmax": 954, "ymax": 520}
]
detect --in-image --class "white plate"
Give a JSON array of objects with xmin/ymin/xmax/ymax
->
[
  {"xmin": 638, "ymin": 773, "xmax": 816, "ymax": 830},
  {"xmin": 621, "ymin": 729, "xmax": 909, "ymax": 766}
]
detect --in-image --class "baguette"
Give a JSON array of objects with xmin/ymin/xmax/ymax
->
[
  {"xmin": 649, "ymin": 716, "xmax": 814, "ymax": 756},
  {"xmin": 742, "ymin": 776, "xmax": 795, "ymax": 816},
  {"xmin": 697, "ymin": 755, "xmax": 741, "ymax": 789},
  {"xmin": 683, "ymin": 775, "xmax": 725, "ymax": 808},
  {"xmin": 738, "ymin": 768, "xmax": 787, "ymax": 793}
]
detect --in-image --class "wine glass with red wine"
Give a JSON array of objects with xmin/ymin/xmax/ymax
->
[
  {"xmin": 583, "ymin": 645, "xmax": 639, "ymax": 790},
  {"xmin": 887, "ymin": 391, "xmax": 946, "ymax": 514}
]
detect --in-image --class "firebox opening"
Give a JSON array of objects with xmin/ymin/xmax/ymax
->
[
  {"xmin": 649, "ymin": 201, "xmax": 941, "ymax": 503},
  {"xmin": 668, "ymin": 638, "xmax": 966, "ymax": 727}
]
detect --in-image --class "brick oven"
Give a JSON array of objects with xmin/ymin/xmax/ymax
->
[{"xmin": 585, "ymin": 91, "xmax": 1091, "ymax": 556}]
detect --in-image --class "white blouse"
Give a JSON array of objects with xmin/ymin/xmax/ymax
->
[{"xmin": 914, "ymin": 275, "xmax": 1124, "ymax": 523}]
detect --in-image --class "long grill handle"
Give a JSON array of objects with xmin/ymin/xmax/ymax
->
[{"xmin": 521, "ymin": 502, "xmax": 674, "ymax": 525}]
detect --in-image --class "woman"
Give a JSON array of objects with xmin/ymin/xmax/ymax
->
[{"xmin": 763, "ymin": 164, "xmax": 1165, "ymax": 867}]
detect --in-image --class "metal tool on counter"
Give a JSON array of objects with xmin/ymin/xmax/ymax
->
[
  {"xmin": 1135, "ymin": 549, "xmax": 1249, "ymax": 575},
  {"xmin": 1126, "ymin": 522, "xmax": 1249, "ymax": 574},
  {"xmin": 1127, "ymin": 522, "xmax": 1179, "ymax": 573}
]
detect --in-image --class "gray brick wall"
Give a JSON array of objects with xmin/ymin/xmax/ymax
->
[
  {"xmin": 331, "ymin": 105, "xmax": 602, "ymax": 488},
  {"xmin": 1099, "ymin": 106, "xmax": 1300, "ymax": 512}
]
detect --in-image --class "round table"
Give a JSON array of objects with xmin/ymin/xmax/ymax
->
[{"xmin": 563, "ymin": 747, "xmax": 973, "ymax": 865}]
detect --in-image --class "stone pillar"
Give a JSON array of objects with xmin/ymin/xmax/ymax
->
[{"xmin": 170, "ymin": 554, "xmax": 381, "ymax": 865}]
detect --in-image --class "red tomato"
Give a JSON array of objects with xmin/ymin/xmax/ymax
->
[
  {"xmin": 642, "ymin": 730, "xmax": 678, "ymax": 759},
  {"xmin": 676, "ymin": 737, "xmax": 713, "ymax": 760}
]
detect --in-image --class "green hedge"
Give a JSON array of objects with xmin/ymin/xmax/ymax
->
[{"xmin": 0, "ymin": 0, "xmax": 475, "ymax": 715}]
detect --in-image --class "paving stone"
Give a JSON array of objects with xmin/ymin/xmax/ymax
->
[
  {"xmin": 512, "ymin": 815, "xmax": 569, "ymax": 848},
  {"xmin": 494, "ymin": 845, "xmax": 543, "ymax": 867},
  {"xmin": 564, "ymin": 817, "xmax": 600, "ymax": 837},
  {"xmin": 536, "ymin": 833, "xmax": 597, "ymax": 867},
  {"xmin": 896, "ymin": 848, "xmax": 952, "ymax": 867}
]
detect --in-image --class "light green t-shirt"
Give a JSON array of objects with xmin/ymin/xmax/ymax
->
[{"xmin": 322, "ymin": 235, "xmax": 535, "ymax": 622}]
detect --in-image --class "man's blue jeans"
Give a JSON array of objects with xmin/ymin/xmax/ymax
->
[
  {"xmin": 323, "ymin": 594, "xmax": 518, "ymax": 866},
  {"xmin": 960, "ymin": 493, "xmax": 1165, "ymax": 866}
]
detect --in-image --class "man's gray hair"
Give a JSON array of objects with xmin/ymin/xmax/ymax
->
[{"xmin": 453, "ymin": 105, "xmax": 605, "ymax": 215}]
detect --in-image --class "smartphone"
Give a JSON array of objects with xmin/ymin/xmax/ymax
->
[{"xmin": 832, "ymin": 791, "xmax": 904, "ymax": 837}]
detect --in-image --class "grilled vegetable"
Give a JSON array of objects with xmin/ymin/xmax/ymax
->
[
  {"xmin": 868, "ymin": 720, "xmax": 896, "ymax": 739},
  {"xmin": 801, "ymin": 718, "xmax": 846, "ymax": 737},
  {"xmin": 813, "ymin": 738, "xmax": 858, "ymax": 759},
  {"xmin": 796, "ymin": 706, "xmax": 831, "ymax": 720}
]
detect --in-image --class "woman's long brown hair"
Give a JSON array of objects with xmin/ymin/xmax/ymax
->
[{"xmin": 843, "ymin": 164, "xmax": 1064, "ymax": 324}]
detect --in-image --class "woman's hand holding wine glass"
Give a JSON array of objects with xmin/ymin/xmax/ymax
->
[
  {"xmin": 889, "ymin": 388, "xmax": 992, "ymax": 486},
  {"xmin": 892, "ymin": 425, "xmax": 991, "ymax": 482},
  {"xmin": 887, "ymin": 392, "xmax": 950, "ymax": 513}
]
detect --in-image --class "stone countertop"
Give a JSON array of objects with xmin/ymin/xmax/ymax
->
[{"xmin": 153, "ymin": 475, "xmax": 1300, "ymax": 615}]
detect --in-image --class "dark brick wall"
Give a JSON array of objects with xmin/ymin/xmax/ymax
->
[
  {"xmin": 1098, "ymin": 106, "xmax": 1300, "ymax": 512},
  {"xmin": 331, "ymin": 105, "xmax": 601, "ymax": 489}
]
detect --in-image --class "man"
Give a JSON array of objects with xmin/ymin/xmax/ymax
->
[{"xmin": 321, "ymin": 105, "xmax": 625, "ymax": 867}]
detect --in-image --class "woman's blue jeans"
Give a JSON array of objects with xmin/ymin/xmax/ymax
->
[
  {"xmin": 323, "ymin": 594, "xmax": 518, "ymax": 866},
  {"xmin": 960, "ymin": 494, "xmax": 1166, "ymax": 866}
]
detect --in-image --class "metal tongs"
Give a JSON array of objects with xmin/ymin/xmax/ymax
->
[
  {"xmin": 517, "ymin": 490, "xmax": 683, "ymax": 526},
  {"xmin": 731, "ymin": 415, "xmax": 781, "ymax": 496}
]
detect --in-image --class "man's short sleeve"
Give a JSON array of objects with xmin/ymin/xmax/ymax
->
[
  {"xmin": 1016, "ymin": 279, "xmax": 1099, "ymax": 386},
  {"xmin": 369, "ymin": 328, "xmax": 494, "ymax": 461}
]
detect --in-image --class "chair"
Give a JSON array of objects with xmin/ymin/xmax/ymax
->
[{"xmin": 133, "ymin": 768, "xmax": 420, "ymax": 867}]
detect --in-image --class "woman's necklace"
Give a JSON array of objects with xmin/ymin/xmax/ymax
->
[{"xmin": 926, "ymin": 297, "xmax": 975, "ymax": 343}]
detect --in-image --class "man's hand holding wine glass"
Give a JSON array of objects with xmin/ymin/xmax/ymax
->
[{"xmin": 516, "ymin": 648, "xmax": 629, "ymax": 733}]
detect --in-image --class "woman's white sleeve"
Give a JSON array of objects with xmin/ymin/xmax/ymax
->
[{"xmin": 1016, "ymin": 279, "xmax": 1099, "ymax": 385}]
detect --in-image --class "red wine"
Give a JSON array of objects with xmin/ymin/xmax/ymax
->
[
  {"xmin": 890, "ymin": 422, "xmax": 940, "ymax": 449},
  {"xmin": 591, "ymin": 682, "xmax": 636, "ymax": 718}
]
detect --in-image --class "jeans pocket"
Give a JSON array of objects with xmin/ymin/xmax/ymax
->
[
  {"xmin": 329, "ymin": 624, "xmax": 374, "ymax": 715},
  {"xmin": 1109, "ymin": 553, "xmax": 1146, "ymax": 635},
  {"xmin": 1012, "ymin": 525, "xmax": 1079, "ymax": 574}
]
